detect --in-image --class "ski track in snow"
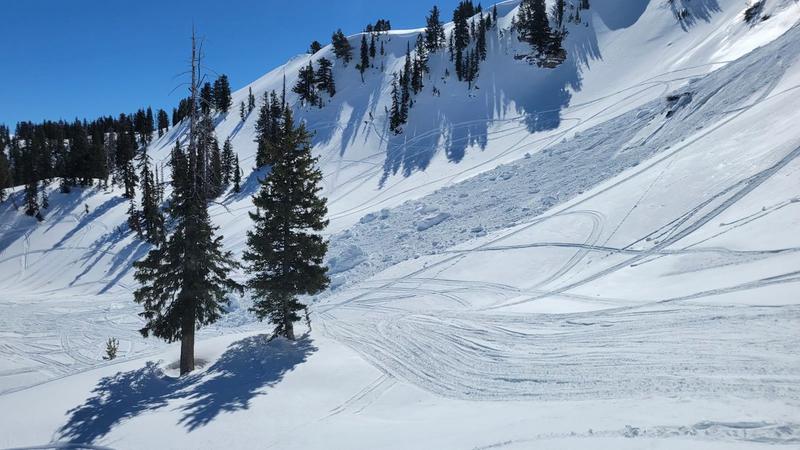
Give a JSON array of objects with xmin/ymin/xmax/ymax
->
[{"xmin": 312, "ymin": 25, "xmax": 800, "ymax": 402}]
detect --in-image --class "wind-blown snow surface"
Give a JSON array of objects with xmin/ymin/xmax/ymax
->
[{"xmin": 2, "ymin": 1, "xmax": 800, "ymax": 448}]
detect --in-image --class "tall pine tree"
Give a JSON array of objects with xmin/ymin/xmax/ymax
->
[
  {"xmin": 425, "ymin": 5, "xmax": 446, "ymax": 51},
  {"xmin": 244, "ymin": 107, "xmax": 329, "ymax": 340},
  {"xmin": 358, "ymin": 34, "xmax": 369, "ymax": 81},
  {"xmin": 133, "ymin": 30, "xmax": 242, "ymax": 376}
]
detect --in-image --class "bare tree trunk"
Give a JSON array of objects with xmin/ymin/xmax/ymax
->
[
  {"xmin": 284, "ymin": 297, "xmax": 295, "ymax": 341},
  {"xmin": 180, "ymin": 309, "xmax": 195, "ymax": 375}
]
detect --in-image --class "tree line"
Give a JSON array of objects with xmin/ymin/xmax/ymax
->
[{"xmin": 287, "ymin": 0, "xmax": 586, "ymax": 135}]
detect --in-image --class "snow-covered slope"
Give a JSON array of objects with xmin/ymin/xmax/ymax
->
[{"xmin": 1, "ymin": 1, "xmax": 800, "ymax": 448}]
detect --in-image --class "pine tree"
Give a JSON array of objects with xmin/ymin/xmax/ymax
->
[
  {"xmin": 145, "ymin": 107, "xmax": 155, "ymax": 143},
  {"xmin": 315, "ymin": 57, "xmax": 336, "ymax": 99},
  {"xmin": 331, "ymin": 29, "xmax": 353, "ymax": 64},
  {"xmin": 134, "ymin": 31, "xmax": 242, "ymax": 376},
  {"xmin": 0, "ymin": 148, "xmax": 10, "ymax": 203},
  {"xmin": 213, "ymin": 75, "xmax": 233, "ymax": 113},
  {"xmin": 425, "ymin": 5, "xmax": 446, "ymax": 51},
  {"xmin": 246, "ymin": 87, "xmax": 254, "ymax": 115},
  {"xmin": 401, "ymin": 44, "xmax": 412, "ymax": 118},
  {"xmin": 477, "ymin": 13, "xmax": 488, "ymax": 61},
  {"xmin": 452, "ymin": 1, "xmax": 473, "ymax": 80},
  {"xmin": 309, "ymin": 40, "xmax": 323, "ymax": 54},
  {"xmin": 222, "ymin": 138, "xmax": 234, "ymax": 184},
  {"xmin": 200, "ymin": 82, "xmax": 214, "ymax": 115},
  {"xmin": 389, "ymin": 74, "xmax": 403, "ymax": 133},
  {"xmin": 233, "ymin": 153, "xmax": 241, "ymax": 193},
  {"xmin": 24, "ymin": 181, "xmax": 39, "ymax": 216},
  {"xmin": 40, "ymin": 185, "xmax": 49, "ymax": 210},
  {"xmin": 517, "ymin": 0, "xmax": 553, "ymax": 54},
  {"xmin": 552, "ymin": 0, "xmax": 566, "ymax": 30},
  {"xmin": 116, "ymin": 129, "xmax": 138, "ymax": 199},
  {"xmin": 413, "ymin": 35, "xmax": 428, "ymax": 94},
  {"xmin": 255, "ymin": 91, "xmax": 284, "ymax": 168},
  {"xmin": 135, "ymin": 146, "xmax": 164, "ymax": 244},
  {"xmin": 209, "ymin": 137, "xmax": 224, "ymax": 197},
  {"xmin": 244, "ymin": 107, "xmax": 329, "ymax": 340},
  {"xmin": 293, "ymin": 61, "xmax": 318, "ymax": 106},
  {"xmin": 369, "ymin": 34, "xmax": 377, "ymax": 59},
  {"xmin": 240, "ymin": 101, "xmax": 247, "ymax": 122},
  {"xmin": 157, "ymin": 109, "xmax": 169, "ymax": 137},
  {"xmin": 358, "ymin": 34, "xmax": 369, "ymax": 82}
]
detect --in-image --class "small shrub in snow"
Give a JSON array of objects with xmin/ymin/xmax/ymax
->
[{"xmin": 103, "ymin": 338, "xmax": 119, "ymax": 361}]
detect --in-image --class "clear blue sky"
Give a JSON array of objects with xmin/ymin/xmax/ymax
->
[{"xmin": 0, "ymin": 0, "xmax": 466, "ymax": 128}]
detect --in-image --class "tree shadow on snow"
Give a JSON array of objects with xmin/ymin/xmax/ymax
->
[
  {"xmin": 670, "ymin": 0, "xmax": 721, "ymax": 30},
  {"xmin": 178, "ymin": 335, "xmax": 316, "ymax": 431},
  {"xmin": 55, "ymin": 362, "xmax": 175, "ymax": 445},
  {"xmin": 55, "ymin": 335, "xmax": 316, "ymax": 445}
]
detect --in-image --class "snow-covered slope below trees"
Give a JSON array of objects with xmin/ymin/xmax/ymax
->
[{"xmin": 1, "ymin": 0, "xmax": 800, "ymax": 448}]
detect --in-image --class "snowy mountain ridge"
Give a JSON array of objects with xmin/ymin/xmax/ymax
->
[{"xmin": 1, "ymin": 0, "xmax": 800, "ymax": 448}]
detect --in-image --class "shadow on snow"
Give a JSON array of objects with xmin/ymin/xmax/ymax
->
[{"xmin": 55, "ymin": 335, "xmax": 316, "ymax": 445}]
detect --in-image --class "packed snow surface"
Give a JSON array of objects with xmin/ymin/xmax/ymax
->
[{"xmin": 2, "ymin": 0, "xmax": 800, "ymax": 449}]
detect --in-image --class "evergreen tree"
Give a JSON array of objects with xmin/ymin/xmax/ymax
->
[
  {"xmin": 40, "ymin": 184, "xmax": 49, "ymax": 210},
  {"xmin": 134, "ymin": 139, "xmax": 242, "ymax": 374},
  {"xmin": 145, "ymin": 107, "xmax": 155, "ymax": 143},
  {"xmin": 369, "ymin": 34, "xmax": 377, "ymax": 59},
  {"xmin": 401, "ymin": 44, "xmax": 412, "ymax": 118},
  {"xmin": 232, "ymin": 153, "xmax": 241, "ymax": 193},
  {"xmin": 0, "ymin": 148, "xmax": 10, "ymax": 202},
  {"xmin": 134, "ymin": 31, "xmax": 242, "ymax": 376},
  {"xmin": 87, "ymin": 126, "xmax": 108, "ymax": 184},
  {"xmin": 331, "ymin": 29, "xmax": 353, "ymax": 65},
  {"xmin": 477, "ymin": 13, "xmax": 488, "ymax": 61},
  {"xmin": 213, "ymin": 75, "xmax": 233, "ymax": 113},
  {"xmin": 389, "ymin": 74, "xmax": 403, "ymax": 133},
  {"xmin": 200, "ymin": 82, "xmax": 214, "ymax": 115},
  {"xmin": 247, "ymin": 87, "xmax": 256, "ymax": 114},
  {"xmin": 244, "ymin": 107, "xmax": 329, "ymax": 340},
  {"xmin": 552, "ymin": 0, "xmax": 566, "ymax": 30},
  {"xmin": 466, "ymin": 49, "xmax": 480, "ymax": 89},
  {"xmin": 309, "ymin": 40, "xmax": 322, "ymax": 54},
  {"xmin": 425, "ymin": 5, "xmax": 446, "ymax": 51},
  {"xmin": 517, "ymin": 0, "xmax": 552, "ymax": 54},
  {"xmin": 412, "ymin": 35, "xmax": 428, "ymax": 94},
  {"xmin": 254, "ymin": 91, "xmax": 285, "ymax": 167},
  {"xmin": 209, "ymin": 137, "xmax": 224, "ymax": 197},
  {"xmin": 222, "ymin": 138, "xmax": 234, "ymax": 184},
  {"xmin": 132, "ymin": 146, "xmax": 164, "ymax": 244},
  {"xmin": 24, "ymin": 181, "xmax": 39, "ymax": 216},
  {"xmin": 452, "ymin": 1, "xmax": 474, "ymax": 80},
  {"xmin": 240, "ymin": 101, "xmax": 247, "ymax": 122},
  {"xmin": 116, "ymin": 128, "xmax": 138, "ymax": 199},
  {"xmin": 293, "ymin": 61, "xmax": 319, "ymax": 106},
  {"xmin": 315, "ymin": 57, "xmax": 336, "ymax": 100},
  {"xmin": 358, "ymin": 34, "xmax": 369, "ymax": 82},
  {"xmin": 157, "ymin": 109, "xmax": 169, "ymax": 137}
]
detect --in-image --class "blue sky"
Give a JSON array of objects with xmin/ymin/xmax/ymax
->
[{"xmin": 0, "ymin": 0, "xmax": 466, "ymax": 128}]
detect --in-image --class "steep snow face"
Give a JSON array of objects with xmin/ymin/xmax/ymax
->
[
  {"xmin": 0, "ymin": 0, "xmax": 799, "ymax": 401},
  {"xmin": 317, "ymin": 23, "xmax": 800, "ymax": 401}
]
